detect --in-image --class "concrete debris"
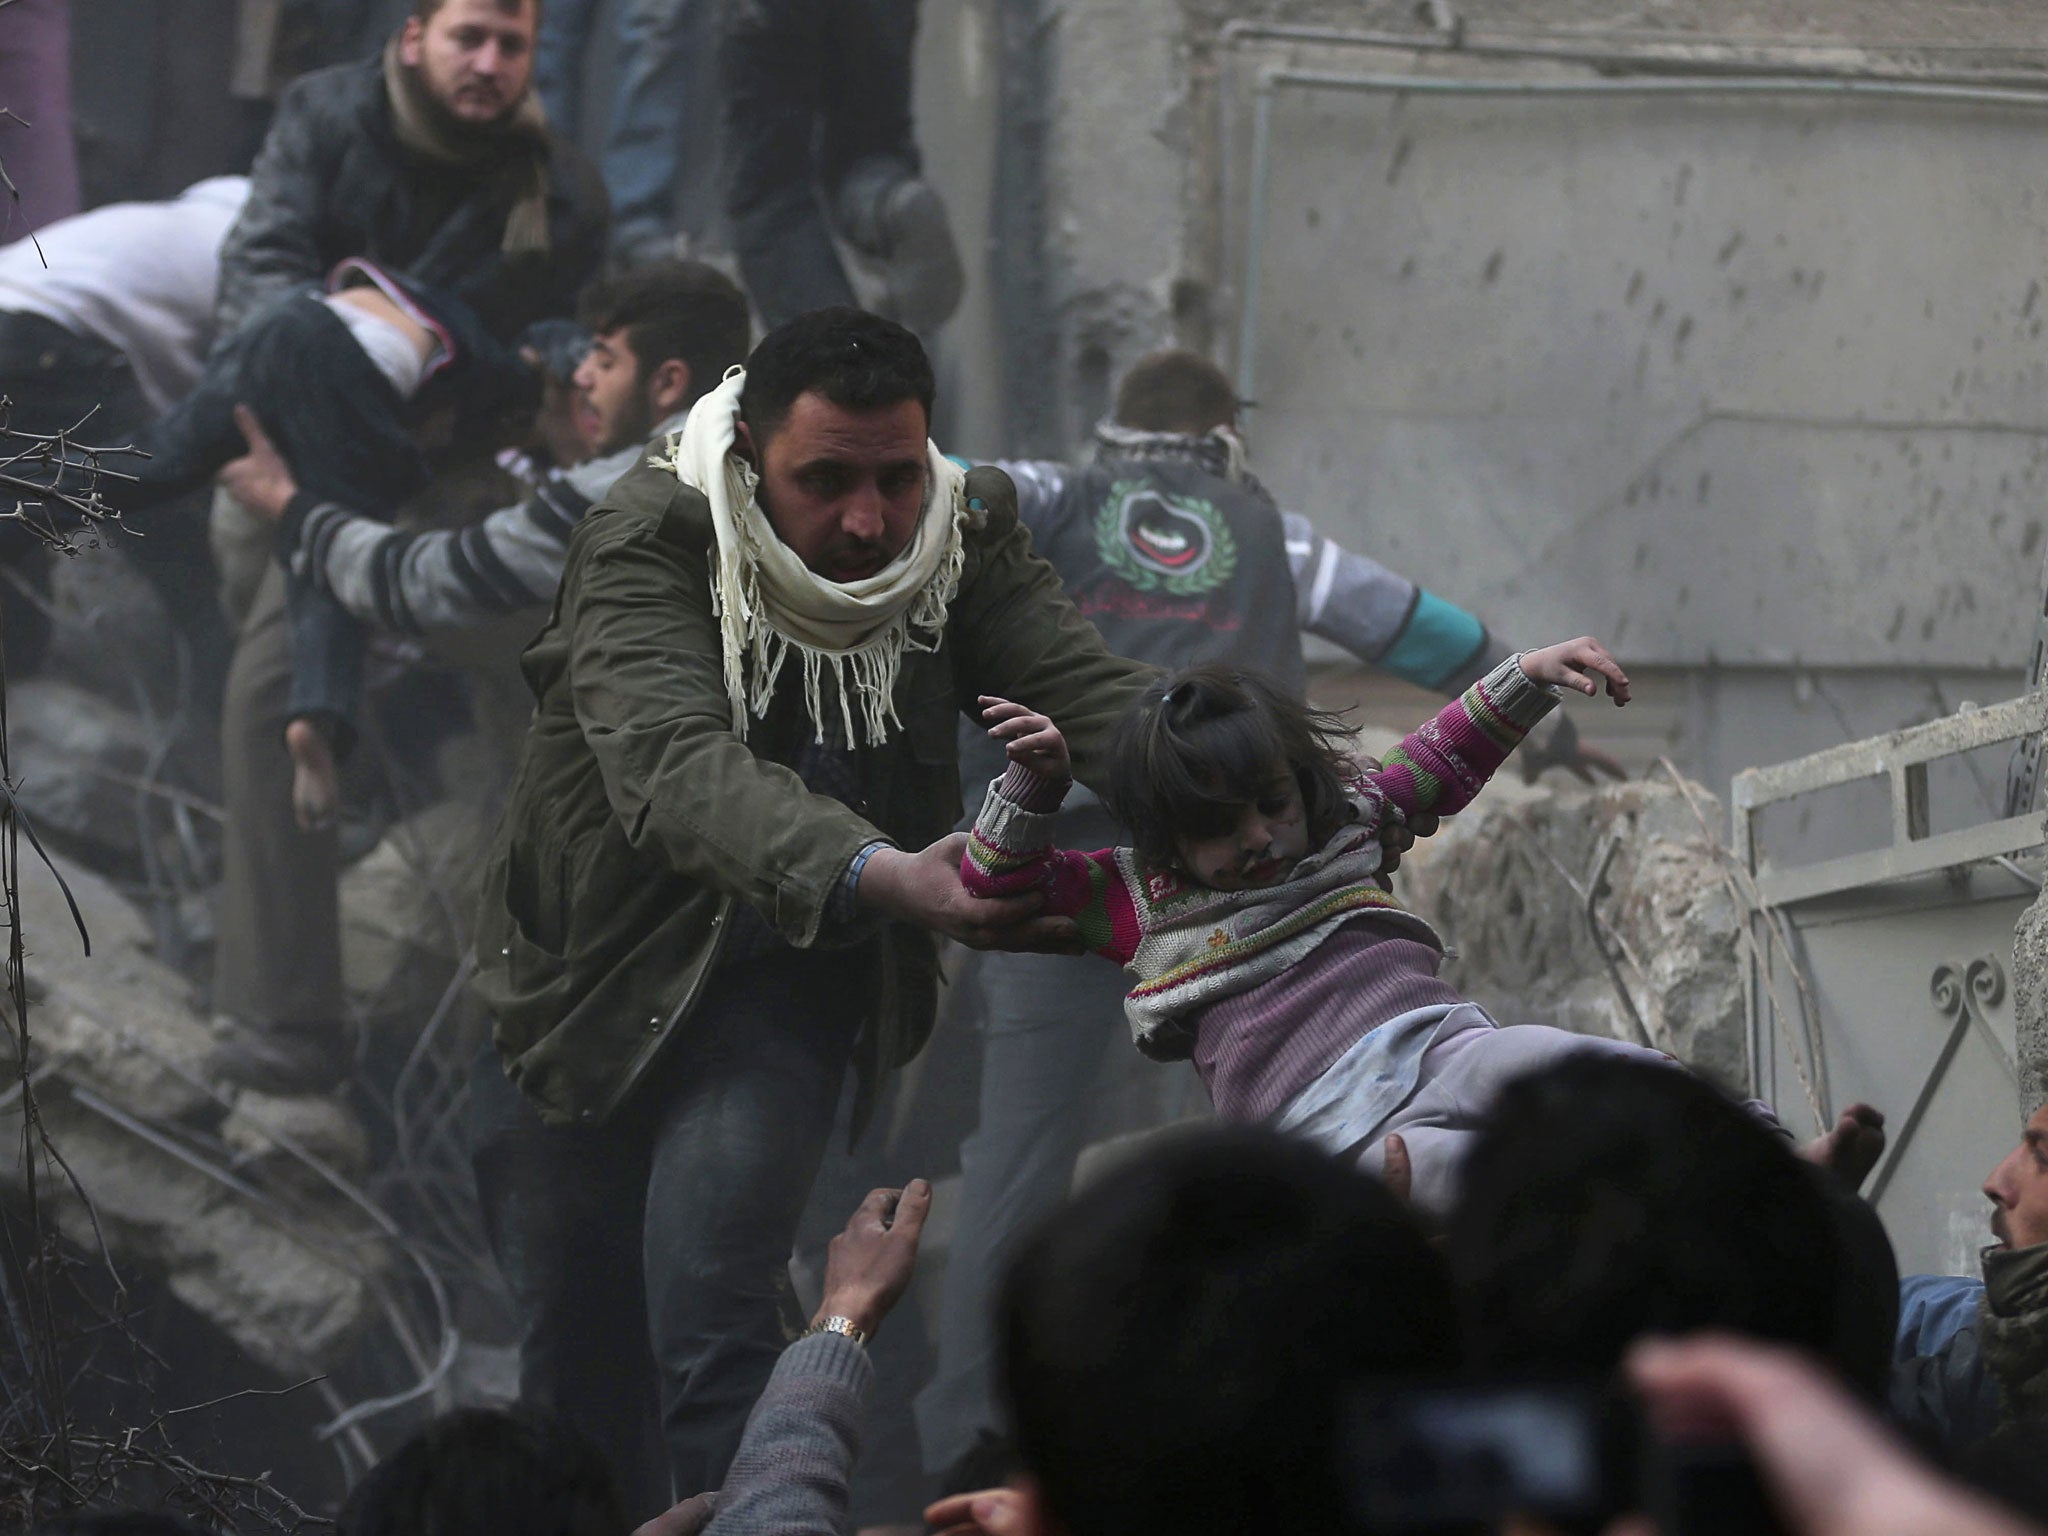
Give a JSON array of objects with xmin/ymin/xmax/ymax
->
[
  {"xmin": 2012, "ymin": 883, "xmax": 2048, "ymax": 1121},
  {"xmin": 43, "ymin": 542, "xmax": 185, "ymax": 706},
  {"xmin": 8, "ymin": 676, "xmax": 164, "ymax": 859},
  {"xmin": 339, "ymin": 797, "xmax": 492, "ymax": 1028},
  {"xmin": 0, "ymin": 845, "xmax": 384, "ymax": 1375},
  {"xmin": 222, "ymin": 1088, "xmax": 373, "ymax": 1185},
  {"xmin": 1400, "ymin": 774, "xmax": 1747, "ymax": 1090}
]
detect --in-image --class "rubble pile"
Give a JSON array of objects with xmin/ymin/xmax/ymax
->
[
  {"xmin": 0, "ymin": 546, "xmax": 469, "ymax": 1384},
  {"xmin": 1401, "ymin": 774, "xmax": 1749, "ymax": 1089},
  {"xmin": 0, "ymin": 846, "xmax": 386, "ymax": 1374},
  {"xmin": 2013, "ymin": 888, "xmax": 2048, "ymax": 1120},
  {"xmin": 340, "ymin": 798, "xmax": 493, "ymax": 1030}
]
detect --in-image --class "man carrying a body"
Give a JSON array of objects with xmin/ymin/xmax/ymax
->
[
  {"xmin": 220, "ymin": 260, "xmax": 748, "ymax": 644},
  {"xmin": 195, "ymin": 0, "xmax": 607, "ymax": 1093}
]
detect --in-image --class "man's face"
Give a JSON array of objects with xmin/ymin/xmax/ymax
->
[
  {"xmin": 572, "ymin": 330, "xmax": 654, "ymax": 457},
  {"xmin": 400, "ymin": 0, "xmax": 537, "ymax": 125},
  {"xmin": 747, "ymin": 393, "xmax": 929, "ymax": 583},
  {"xmin": 1984, "ymin": 1104, "xmax": 2048, "ymax": 1250}
]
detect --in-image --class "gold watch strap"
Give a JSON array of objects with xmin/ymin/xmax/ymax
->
[{"xmin": 805, "ymin": 1314, "xmax": 869, "ymax": 1346}]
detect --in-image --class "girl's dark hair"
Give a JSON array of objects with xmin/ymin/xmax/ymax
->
[{"xmin": 1106, "ymin": 664, "xmax": 1355, "ymax": 868}]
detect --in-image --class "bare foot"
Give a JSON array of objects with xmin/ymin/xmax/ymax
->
[
  {"xmin": 285, "ymin": 718, "xmax": 339, "ymax": 833},
  {"xmin": 1381, "ymin": 1132, "xmax": 1413, "ymax": 1206},
  {"xmin": 1800, "ymin": 1102, "xmax": 1887, "ymax": 1187}
]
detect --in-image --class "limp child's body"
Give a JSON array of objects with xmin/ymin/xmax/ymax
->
[{"xmin": 962, "ymin": 641, "xmax": 1878, "ymax": 1212}]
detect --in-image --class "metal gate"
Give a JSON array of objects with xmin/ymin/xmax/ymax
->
[{"xmin": 1734, "ymin": 691, "xmax": 2048, "ymax": 1276}]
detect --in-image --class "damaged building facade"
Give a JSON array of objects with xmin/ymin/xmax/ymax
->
[{"xmin": 909, "ymin": 0, "xmax": 2048, "ymax": 1274}]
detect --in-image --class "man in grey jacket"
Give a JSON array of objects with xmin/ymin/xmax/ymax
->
[{"xmin": 220, "ymin": 260, "xmax": 748, "ymax": 639}]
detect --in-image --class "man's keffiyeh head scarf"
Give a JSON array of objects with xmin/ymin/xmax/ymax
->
[{"xmin": 654, "ymin": 368, "xmax": 971, "ymax": 749}]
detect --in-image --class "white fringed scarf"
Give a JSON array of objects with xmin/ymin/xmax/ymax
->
[{"xmin": 653, "ymin": 368, "xmax": 970, "ymax": 748}]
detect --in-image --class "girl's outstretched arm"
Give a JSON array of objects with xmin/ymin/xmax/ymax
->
[{"xmin": 1367, "ymin": 639, "xmax": 1626, "ymax": 820}]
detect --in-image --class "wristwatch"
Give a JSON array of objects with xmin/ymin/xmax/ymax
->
[{"xmin": 805, "ymin": 1315, "xmax": 870, "ymax": 1347}]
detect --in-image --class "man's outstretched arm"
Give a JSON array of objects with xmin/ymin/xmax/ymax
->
[
  {"xmin": 219, "ymin": 403, "xmax": 634, "ymax": 634},
  {"xmin": 1282, "ymin": 510, "xmax": 1505, "ymax": 693},
  {"xmin": 1283, "ymin": 511, "xmax": 1625, "ymax": 781}
]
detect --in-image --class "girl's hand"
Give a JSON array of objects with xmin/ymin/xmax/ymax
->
[
  {"xmin": 979, "ymin": 695, "xmax": 1072, "ymax": 780},
  {"xmin": 1520, "ymin": 637, "xmax": 1631, "ymax": 706}
]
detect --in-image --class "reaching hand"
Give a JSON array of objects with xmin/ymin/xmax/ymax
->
[
  {"xmin": 1520, "ymin": 636, "xmax": 1631, "ymax": 706},
  {"xmin": 858, "ymin": 834, "xmax": 1085, "ymax": 953},
  {"xmin": 814, "ymin": 1181, "xmax": 932, "ymax": 1340},
  {"xmin": 632, "ymin": 1492, "xmax": 717, "ymax": 1536},
  {"xmin": 926, "ymin": 1488, "xmax": 1032, "ymax": 1536},
  {"xmin": 1621, "ymin": 1335, "xmax": 2036, "ymax": 1536},
  {"xmin": 216, "ymin": 404, "xmax": 299, "ymax": 524},
  {"xmin": 978, "ymin": 696, "xmax": 1071, "ymax": 781},
  {"xmin": 1380, "ymin": 1132, "xmax": 1413, "ymax": 1205},
  {"xmin": 1377, "ymin": 810, "xmax": 1438, "ymax": 876}
]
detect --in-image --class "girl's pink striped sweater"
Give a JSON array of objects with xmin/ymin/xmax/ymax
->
[{"xmin": 960, "ymin": 655, "xmax": 1558, "ymax": 1062}]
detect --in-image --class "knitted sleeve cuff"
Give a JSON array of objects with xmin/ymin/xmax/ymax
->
[
  {"xmin": 1484, "ymin": 654, "xmax": 1563, "ymax": 732},
  {"xmin": 778, "ymin": 1330, "xmax": 875, "ymax": 1396},
  {"xmin": 974, "ymin": 776, "xmax": 1065, "ymax": 854},
  {"xmin": 997, "ymin": 761, "xmax": 1071, "ymax": 813}
]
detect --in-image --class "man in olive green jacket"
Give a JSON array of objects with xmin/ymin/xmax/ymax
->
[{"xmin": 466, "ymin": 308, "xmax": 1153, "ymax": 1516}]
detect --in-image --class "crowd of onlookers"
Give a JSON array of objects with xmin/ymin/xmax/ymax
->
[{"xmin": 28, "ymin": 1052, "xmax": 2048, "ymax": 1536}]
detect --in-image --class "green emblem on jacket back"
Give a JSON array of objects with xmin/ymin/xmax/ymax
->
[{"xmin": 1093, "ymin": 480, "xmax": 1239, "ymax": 597}]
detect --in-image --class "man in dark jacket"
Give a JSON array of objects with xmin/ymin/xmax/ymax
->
[
  {"xmin": 466, "ymin": 309, "xmax": 1156, "ymax": 1516},
  {"xmin": 196, "ymin": 0, "xmax": 609, "ymax": 1092},
  {"xmin": 217, "ymin": 0, "xmax": 609, "ymax": 341},
  {"xmin": 132, "ymin": 0, "xmax": 609, "ymax": 509}
]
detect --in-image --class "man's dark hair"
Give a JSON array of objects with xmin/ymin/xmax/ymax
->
[
  {"xmin": 1448, "ymin": 1054, "xmax": 1894, "ymax": 1400},
  {"xmin": 1108, "ymin": 663, "xmax": 1356, "ymax": 870},
  {"xmin": 739, "ymin": 307, "xmax": 936, "ymax": 448},
  {"xmin": 336, "ymin": 1406, "xmax": 624, "ymax": 1536},
  {"xmin": 578, "ymin": 260, "xmax": 751, "ymax": 410},
  {"xmin": 1000, "ymin": 1125, "xmax": 1459, "ymax": 1536},
  {"xmin": 416, "ymin": 0, "xmax": 536, "ymax": 19},
  {"xmin": 34, "ymin": 1517, "xmax": 208, "ymax": 1536},
  {"xmin": 1113, "ymin": 349, "xmax": 1241, "ymax": 435}
]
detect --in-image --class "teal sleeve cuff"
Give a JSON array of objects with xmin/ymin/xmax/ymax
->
[{"xmin": 1380, "ymin": 589, "xmax": 1489, "ymax": 693}]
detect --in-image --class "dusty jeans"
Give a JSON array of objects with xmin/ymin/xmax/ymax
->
[
  {"xmin": 719, "ymin": 0, "xmax": 922, "ymax": 327},
  {"xmin": 213, "ymin": 562, "xmax": 345, "ymax": 1036},
  {"xmin": 536, "ymin": 0, "xmax": 706, "ymax": 255},
  {"xmin": 471, "ymin": 946, "xmax": 868, "ymax": 1520}
]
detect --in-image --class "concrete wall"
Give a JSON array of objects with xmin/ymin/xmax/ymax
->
[{"xmin": 995, "ymin": 0, "xmax": 2048, "ymax": 849}]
